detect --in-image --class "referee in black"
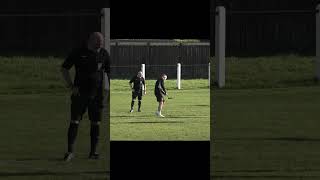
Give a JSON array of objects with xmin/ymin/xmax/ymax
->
[
  {"xmin": 60, "ymin": 32, "xmax": 110, "ymax": 161},
  {"xmin": 129, "ymin": 71, "xmax": 146, "ymax": 112}
]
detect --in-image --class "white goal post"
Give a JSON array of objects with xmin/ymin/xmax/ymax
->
[
  {"xmin": 177, "ymin": 63, "xmax": 181, "ymax": 89},
  {"xmin": 140, "ymin": 63, "xmax": 210, "ymax": 89}
]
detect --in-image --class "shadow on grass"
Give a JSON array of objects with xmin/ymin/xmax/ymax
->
[
  {"xmin": 194, "ymin": 104, "xmax": 210, "ymax": 107},
  {"xmin": 14, "ymin": 158, "xmax": 62, "ymax": 162},
  {"xmin": 0, "ymin": 171, "xmax": 107, "ymax": 177},
  {"xmin": 117, "ymin": 121, "xmax": 184, "ymax": 124},
  {"xmin": 182, "ymin": 104, "xmax": 209, "ymax": 107},
  {"xmin": 280, "ymin": 77, "xmax": 319, "ymax": 86},
  {"xmin": 215, "ymin": 169, "xmax": 320, "ymax": 173},
  {"xmin": 4, "ymin": 155, "xmax": 106, "ymax": 165},
  {"xmin": 111, "ymin": 115, "xmax": 208, "ymax": 119},
  {"xmin": 168, "ymin": 116, "xmax": 209, "ymax": 118},
  {"xmin": 212, "ymin": 175, "xmax": 320, "ymax": 179},
  {"xmin": 216, "ymin": 137, "xmax": 320, "ymax": 142},
  {"xmin": 111, "ymin": 115, "xmax": 137, "ymax": 118}
]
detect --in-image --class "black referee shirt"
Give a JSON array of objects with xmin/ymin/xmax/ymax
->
[
  {"xmin": 129, "ymin": 76, "xmax": 145, "ymax": 92},
  {"xmin": 62, "ymin": 46, "xmax": 110, "ymax": 94}
]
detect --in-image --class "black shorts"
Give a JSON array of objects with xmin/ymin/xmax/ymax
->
[
  {"xmin": 70, "ymin": 94, "xmax": 103, "ymax": 122},
  {"xmin": 155, "ymin": 94, "xmax": 165, "ymax": 102},
  {"xmin": 132, "ymin": 91, "xmax": 143, "ymax": 101}
]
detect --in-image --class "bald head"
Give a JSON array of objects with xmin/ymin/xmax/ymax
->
[
  {"xmin": 87, "ymin": 32, "xmax": 104, "ymax": 52},
  {"xmin": 137, "ymin": 71, "xmax": 143, "ymax": 78},
  {"xmin": 161, "ymin": 74, "xmax": 167, "ymax": 80}
]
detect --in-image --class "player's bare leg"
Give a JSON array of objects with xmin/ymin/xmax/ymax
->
[{"xmin": 156, "ymin": 101, "xmax": 165, "ymax": 117}]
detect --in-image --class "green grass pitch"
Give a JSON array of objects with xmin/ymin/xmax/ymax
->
[
  {"xmin": 0, "ymin": 56, "xmax": 210, "ymax": 179},
  {"xmin": 211, "ymin": 55, "xmax": 320, "ymax": 179},
  {"xmin": 0, "ymin": 57, "xmax": 107, "ymax": 180},
  {"xmin": 110, "ymin": 79, "xmax": 210, "ymax": 140},
  {"xmin": 0, "ymin": 94, "xmax": 108, "ymax": 180}
]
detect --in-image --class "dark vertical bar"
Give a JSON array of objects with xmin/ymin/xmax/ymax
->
[
  {"xmin": 210, "ymin": 0, "xmax": 216, "ymax": 57},
  {"xmin": 179, "ymin": 42, "xmax": 182, "ymax": 63},
  {"xmin": 115, "ymin": 41, "xmax": 119, "ymax": 66},
  {"xmin": 147, "ymin": 42, "xmax": 151, "ymax": 77}
]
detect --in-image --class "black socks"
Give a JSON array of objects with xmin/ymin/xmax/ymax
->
[
  {"xmin": 90, "ymin": 124, "xmax": 100, "ymax": 154},
  {"xmin": 67, "ymin": 122, "xmax": 79, "ymax": 153}
]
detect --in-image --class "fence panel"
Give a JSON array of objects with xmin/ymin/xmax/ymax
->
[
  {"xmin": 211, "ymin": 0, "xmax": 316, "ymax": 56},
  {"xmin": 110, "ymin": 41, "xmax": 210, "ymax": 79}
]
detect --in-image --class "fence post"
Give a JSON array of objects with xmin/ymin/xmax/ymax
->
[
  {"xmin": 316, "ymin": 3, "xmax": 320, "ymax": 81},
  {"xmin": 208, "ymin": 62, "xmax": 211, "ymax": 87},
  {"xmin": 115, "ymin": 40, "xmax": 119, "ymax": 63},
  {"xmin": 141, "ymin": 63, "xmax": 146, "ymax": 79},
  {"xmin": 177, "ymin": 63, "xmax": 181, "ymax": 89},
  {"xmin": 179, "ymin": 42, "xmax": 182, "ymax": 59},
  {"xmin": 100, "ymin": 8, "xmax": 110, "ymax": 177},
  {"xmin": 101, "ymin": 8, "xmax": 110, "ymax": 53},
  {"xmin": 215, "ymin": 6, "xmax": 226, "ymax": 88}
]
